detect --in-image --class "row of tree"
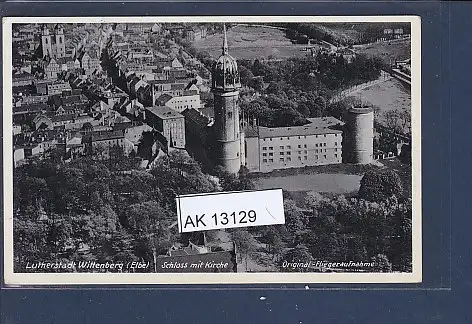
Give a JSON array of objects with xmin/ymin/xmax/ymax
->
[
  {"xmin": 13, "ymin": 150, "xmax": 255, "ymax": 272},
  {"xmin": 235, "ymin": 54, "xmax": 382, "ymax": 128},
  {"xmin": 225, "ymin": 168, "xmax": 411, "ymax": 273},
  {"xmin": 14, "ymin": 143, "xmax": 410, "ymax": 273}
]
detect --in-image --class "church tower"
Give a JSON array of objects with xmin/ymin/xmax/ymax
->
[
  {"xmin": 41, "ymin": 25, "xmax": 52, "ymax": 58},
  {"xmin": 54, "ymin": 24, "xmax": 66, "ymax": 59},
  {"xmin": 211, "ymin": 24, "xmax": 243, "ymax": 174}
]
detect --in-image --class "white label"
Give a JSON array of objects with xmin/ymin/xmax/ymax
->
[{"xmin": 176, "ymin": 189, "xmax": 285, "ymax": 233}]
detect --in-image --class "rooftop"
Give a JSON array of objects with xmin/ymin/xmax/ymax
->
[
  {"xmin": 84, "ymin": 130, "xmax": 125, "ymax": 142},
  {"xmin": 253, "ymin": 117, "xmax": 344, "ymax": 139},
  {"xmin": 146, "ymin": 106, "xmax": 183, "ymax": 120}
]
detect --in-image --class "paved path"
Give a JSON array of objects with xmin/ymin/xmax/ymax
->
[{"xmin": 329, "ymin": 70, "xmax": 393, "ymax": 104}]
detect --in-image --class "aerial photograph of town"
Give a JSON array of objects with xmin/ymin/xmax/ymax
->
[{"xmin": 9, "ymin": 20, "xmax": 414, "ymax": 274}]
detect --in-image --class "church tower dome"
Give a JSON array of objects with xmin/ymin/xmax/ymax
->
[
  {"xmin": 212, "ymin": 24, "xmax": 241, "ymax": 91},
  {"xmin": 211, "ymin": 24, "xmax": 243, "ymax": 174}
]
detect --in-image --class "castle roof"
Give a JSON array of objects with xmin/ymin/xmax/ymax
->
[{"xmin": 256, "ymin": 117, "xmax": 344, "ymax": 139}]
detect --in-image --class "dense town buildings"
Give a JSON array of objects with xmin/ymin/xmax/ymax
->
[{"xmin": 12, "ymin": 22, "xmax": 374, "ymax": 173}]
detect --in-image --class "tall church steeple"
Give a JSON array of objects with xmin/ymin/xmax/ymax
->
[
  {"xmin": 222, "ymin": 24, "xmax": 228, "ymax": 55},
  {"xmin": 211, "ymin": 23, "xmax": 243, "ymax": 174}
]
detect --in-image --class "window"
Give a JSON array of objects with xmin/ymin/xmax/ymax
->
[
  {"xmin": 335, "ymin": 148, "xmax": 338, "ymax": 152},
  {"xmin": 324, "ymin": 134, "xmax": 326, "ymax": 137},
  {"xmin": 280, "ymin": 158, "xmax": 284, "ymax": 162},
  {"xmin": 298, "ymin": 145, "xmax": 301, "ymax": 148},
  {"xmin": 227, "ymin": 111, "xmax": 232, "ymax": 118},
  {"xmin": 304, "ymin": 144, "xmax": 307, "ymax": 148},
  {"xmin": 335, "ymin": 142, "xmax": 337, "ymax": 146},
  {"xmin": 315, "ymin": 143, "xmax": 318, "ymax": 147},
  {"xmin": 263, "ymin": 159, "xmax": 267, "ymax": 163},
  {"xmin": 287, "ymin": 145, "xmax": 291, "ymax": 149},
  {"xmin": 298, "ymin": 156, "xmax": 302, "ymax": 160},
  {"xmin": 287, "ymin": 157, "xmax": 291, "ymax": 162},
  {"xmin": 280, "ymin": 146, "xmax": 284, "ymax": 149},
  {"xmin": 287, "ymin": 151, "xmax": 291, "ymax": 155},
  {"xmin": 298, "ymin": 151, "xmax": 302, "ymax": 154},
  {"xmin": 298, "ymin": 136, "xmax": 301, "ymax": 139},
  {"xmin": 262, "ymin": 153, "xmax": 267, "ymax": 157},
  {"xmin": 269, "ymin": 158, "xmax": 274, "ymax": 162},
  {"xmin": 280, "ymin": 152, "xmax": 284, "ymax": 156},
  {"xmin": 269, "ymin": 147, "xmax": 273, "ymax": 150},
  {"xmin": 324, "ymin": 155, "xmax": 327, "ymax": 159},
  {"xmin": 324, "ymin": 149, "xmax": 327, "ymax": 153},
  {"xmin": 315, "ymin": 149, "xmax": 318, "ymax": 153},
  {"xmin": 270, "ymin": 138, "xmax": 272, "ymax": 141},
  {"xmin": 269, "ymin": 152, "xmax": 273, "ymax": 156},
  {"xmin": 304, "ymin": 136, "xmax": 307, "ymax": 139},
  {"xmin": 263, "ymin": 138, "xmax": 266, "ymax": 141},
  {"xmin": 236, "ymin": 152, "xmax": 239, "ymax": 157},
  {"xmin": 304, "ymin": 156, "xmax": 307, "ymax": 160},
  {"xmin": 324, "ymin": 143, "xmax": 327, "ymax": 147},
  {"xmin": 304, "ymin": 150, "xmax": 307, "ymax": 154},
  {"xmin": 280, "ymin": 137, "xmax": 283, "ymax": 140},
  {"xmin": 286, "ymin": 137, "xmax": 290, "ymax": 140},
  {"xmin": 262, "ymin": 147, "xmax": 267, "ymax": 151},
  {"xmin": 316, "ymin": 155, "xmax": 318, "ymax": 159},
  {"xmin": 335, "ymin": 154, "xmax": 338, "ymax": 158}
]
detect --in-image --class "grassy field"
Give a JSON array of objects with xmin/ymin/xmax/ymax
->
[
  {"xmin": 194, "ymin": 25, "xmax": 308, "ymax": 60},
  {"xmin": 254, "ymin": 173, "xmax": 362, "ymax": 194},
  {"xmin": 250, "ymin": 163, "xmax": 377, "ymax": 194},
  {"xmin": 343, "ymin": 77, "xmax": 411, "ymax": 133},
  {"xmin": 354, "ymin": 38, "xmax": 411, "ymax": 65}
]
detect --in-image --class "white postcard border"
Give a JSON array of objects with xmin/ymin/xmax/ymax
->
[{"xmin": 3, "ymin": 15, "xmax": 422, "ymax": 285}]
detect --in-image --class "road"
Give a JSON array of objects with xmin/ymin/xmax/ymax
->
[{"xmin": 329, "ymin": 70, "xmax": 393, "ymax": 104}]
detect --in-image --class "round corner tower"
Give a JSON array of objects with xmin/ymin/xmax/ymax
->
[
  {"xmin": 343, "ymin": 105, "xmax": 374, "ymax": 164},
  {"xmin": 211, "ymin": 24, "xmax": 242, "ymax": 174}
]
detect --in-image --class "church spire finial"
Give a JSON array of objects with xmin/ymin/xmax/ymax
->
[{"xmin": 222, "ymin": 23, "xmax": 228, "ymax": 55}]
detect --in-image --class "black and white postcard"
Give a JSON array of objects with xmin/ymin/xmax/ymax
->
[{"xmin": 3, "ymin": 16, "xmax": 421, "ymax": 284}]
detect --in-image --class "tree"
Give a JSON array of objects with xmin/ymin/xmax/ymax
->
[
  {"xmin": 124, "ymin": 201, "xmax": 165, "ymax": 233},
  {"xmin": 280, "ymin": 244, "xmax": 313, "ymax": 272},
  {"xmin": 304, "ymin": 191, "xmax": 324, "ymax": 210},
  {"xmin": 231, "ymin": 229, "xmax": 257, "ymax": 271},
  {"xmin": 261, "ymin": 226, "xmax": 285, "ymax": 260},
  {"xmin": 358, "ymin": 169, "xmax": 404, "ymax": 202},
  {"xmin": 238, "ymin": 65, "xmax": 254, "ymax": 86},
  {"xmin": 248, "ymin": 77, "xmax": 264, "ymax": 92},
  {"xmin": 371, "ymin": 254, "xmax": 392, "ymax": 272},
  {"xmin": 383, "ymin": 109, "xmax": 405, "ymax": 134},
  {"xmin": 283, "ymin": 199, "xmax": 305, "ymax": 240}
]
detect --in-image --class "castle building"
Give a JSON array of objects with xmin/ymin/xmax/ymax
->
[
  {"xmin": 245, "ymin": 117, "xmax": 344, "ymax": 173},
  {"xmin": 211, "ymin": 25, "xmax": 245, "ymax": 174},
  {"xmin": 41, "ymin": 24, "xmax": 66, "ymax": 59},
  {"xmin": 183, "ymin": 27, "xmax": 374, "ymax": 174}
]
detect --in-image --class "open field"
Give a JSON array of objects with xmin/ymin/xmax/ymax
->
[
  {"xmin": 254, "ymin": 172, "xmax": 362, "ymax": 194},
  {"xmin": 194, "ymin": 25, "xmax": 308, "ymax": 60},
  {"xmin": 345, "ymin": 78, "xmax": 411, "ymax": 131},
  {"xmin": 354, "ymin": 38, "xmax": 411, "ymax": 65}
]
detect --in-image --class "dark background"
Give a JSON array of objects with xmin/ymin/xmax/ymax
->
[{"xmin": 1, "ymin": 1, "xmax": 470, "ymax": 323}]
